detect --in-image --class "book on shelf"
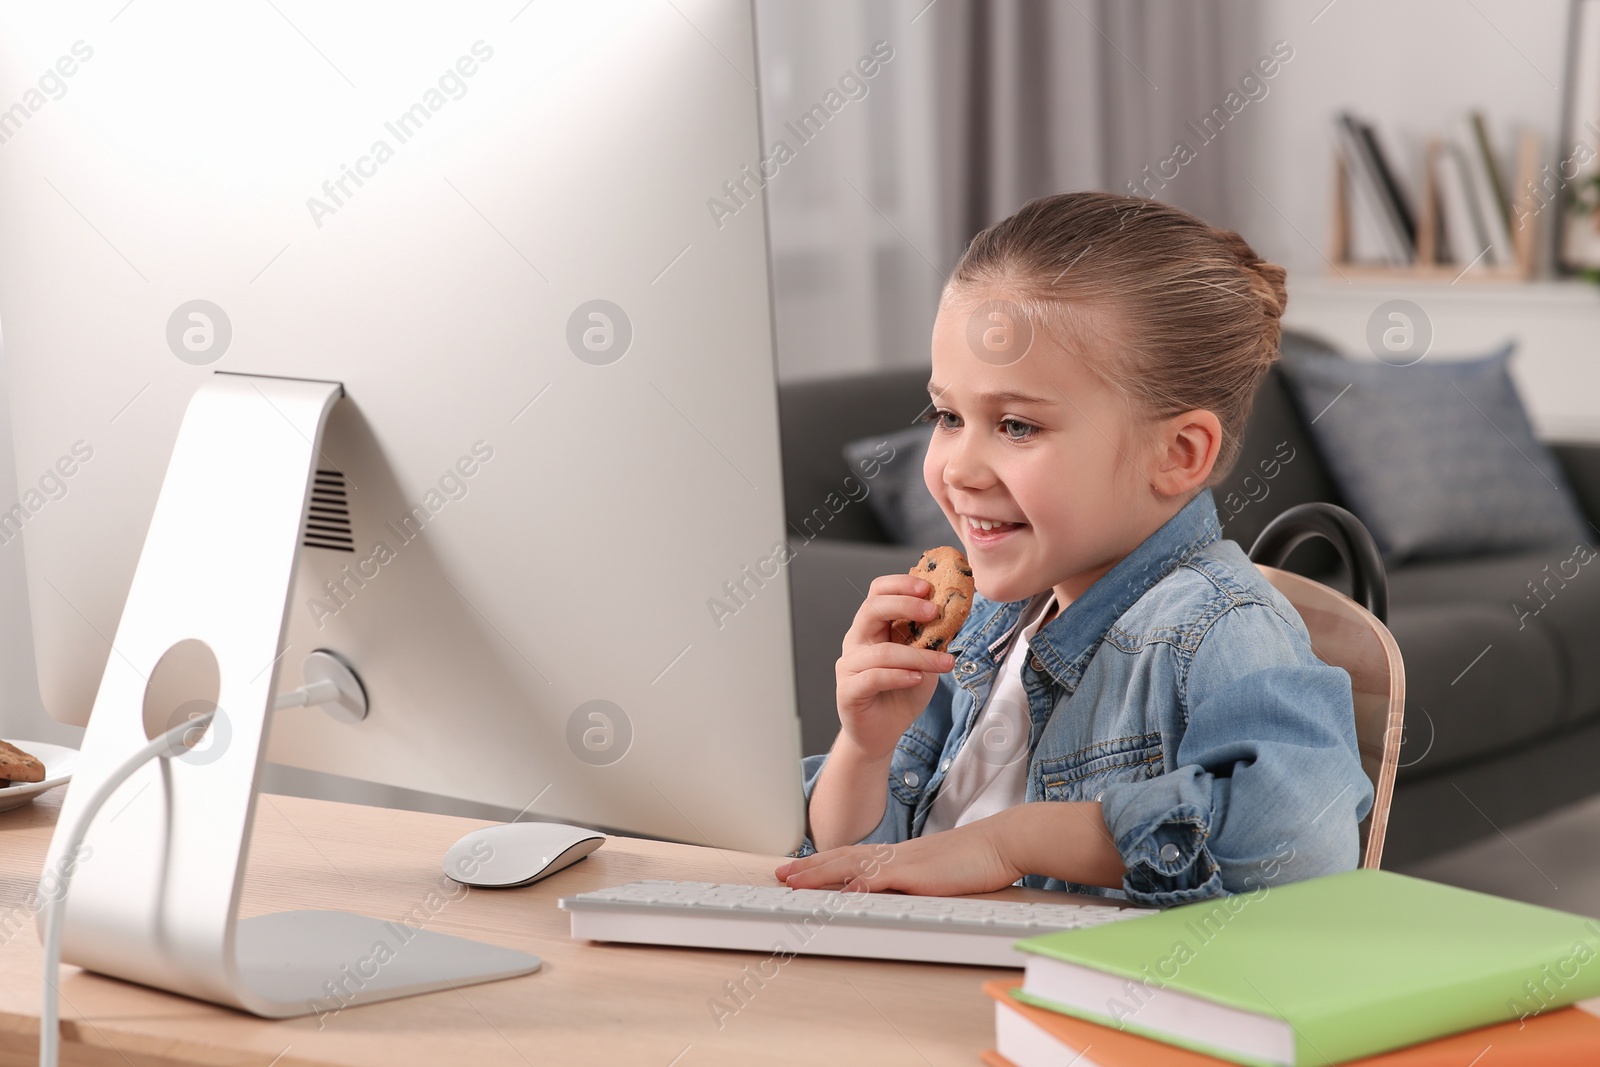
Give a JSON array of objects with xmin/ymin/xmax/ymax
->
[
  {"xmin": 1005, "ymin": 869, "xmax": 1600, "ymax": 1067},
  {"xmin": 1460, "ymin": 111, "xmax": 1514, "ymax": 265},
  {"xmin": 1329, "ymin": 107, "xmax": 1534, "ymax": 276},
  {"xmin": 1334, "ymin": 112, "xmax": 1411, "ymax": 263},
  {"xmin": 1470, "ymin": 111, "xmax": 1513, "ymax": 232},
  {"xmin": 1354, "ymin": 119, "xmax": 1416, "ymax": 246},
  {"xmin": 1430, "ymin": 140, "xmax": 1492, "ymax": 270},
  {"xmin": 982, "ymin": 978, "xmax": 1600, "ymax": 1067}
]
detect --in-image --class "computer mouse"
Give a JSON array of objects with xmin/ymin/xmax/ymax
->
[{"xmin": 443, "ymin": 821, "xmax": 607, "ymax": 888}]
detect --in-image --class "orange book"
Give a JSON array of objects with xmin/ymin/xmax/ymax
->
[{"xmin": 982, "ymin": 979, "xmax": 1600, "ymax": 1067}]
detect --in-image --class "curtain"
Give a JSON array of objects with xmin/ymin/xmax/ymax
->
[{"xmin": 756, "ymin": 0, "xmax": 1266, "ymax": 380}]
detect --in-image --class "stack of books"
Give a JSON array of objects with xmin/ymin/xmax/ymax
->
[
  {"xmin": 984, "ymin": 869, "xmax": 1600, "ymax": 1066},
  {"xmin": 1336, "ymin": 109, "xmax": 1520, "ymax": 272}
]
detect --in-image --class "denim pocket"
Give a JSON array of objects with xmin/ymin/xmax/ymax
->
[
  {"xmin": 1038, "ymin": 732, "xmax": 1164, "ymax": 803},
  {"xmin": 887, "ymin": 726, "xmax": 939, "ymax": 807}
]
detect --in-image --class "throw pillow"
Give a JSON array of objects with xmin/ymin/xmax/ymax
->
[
  {"xmin": 842, "ymin": 424, "xmax": 956, "ymax": 548},
  {"xmin": 1278, "ymin": 341, "xmax": 1589, "ymax": 562}
]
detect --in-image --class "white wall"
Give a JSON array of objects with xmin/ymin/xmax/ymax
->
[{"xmin": 1240, "ymin": 0, "xmax": 1571, "ymax": 278}]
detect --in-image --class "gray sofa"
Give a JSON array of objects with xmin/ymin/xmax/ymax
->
[{"xmin": 777, "ymin": 330, "xmax": 1600, "ymax": 867}]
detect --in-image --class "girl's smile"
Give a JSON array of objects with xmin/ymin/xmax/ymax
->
[{"xmin": 958, "ymin": 514, "xmax": 1026, "ymax": 548}]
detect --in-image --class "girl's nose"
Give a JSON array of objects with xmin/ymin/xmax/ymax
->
[{"xmin": 939, "ymin": 429, "xmax": 994, "ymax": 492}]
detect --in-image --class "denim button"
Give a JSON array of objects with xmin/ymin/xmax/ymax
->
[
  {"xmin": 1159, "ymin": 842, "xmax": 1181, "ymax": 863},
  {"xmin": 1030, "ymin": 656, "xmax": 1045, "ymax": 672},
  {"xmin": 958, "ymin": 663, "xmax": 976, "ymax": 676},
  {"xmin": 940, "ymin": 759, "xmax": 952, "ymax": 771},
  {"xmin": 903, "ymin": 771, "xmax": 920, "ymax": 788},
  {"xmin": 1094, "ymin": 790, "xmax": 1104, "ymax": 802}
]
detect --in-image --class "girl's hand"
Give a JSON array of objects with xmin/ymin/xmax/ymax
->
[
  {"xmin": 773, "ymin": 820, "xmax": 1025, "ymax": 897},
  {"xmin": 835, "ymin": 573, "xmax": 956, "ymax": 763}
]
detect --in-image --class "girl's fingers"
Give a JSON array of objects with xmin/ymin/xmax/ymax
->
[
  {"xmin": 846, "ymin": 594, "xmax": 938, "ymax": 649},
  {"xmin": 841, "ymin": 642, "xmax": 955, "ymax": 675},
  {"xmin": 867, "ymin": 574, "xmax": 933, "ymax": 598},
  {"xmin": 841, "ymin": 869, "xmax": 887, "ymax": 893},
  {"xmin": 838, "ymin": 667, "xmax": 925, "ymax": 709},
  {"xmin": 869, "ymin": 594, "xmax": 941, "ymax": 623},
  {"xmin": 779, "ymin": 849, "xmax": 879, "ymax": 889}
]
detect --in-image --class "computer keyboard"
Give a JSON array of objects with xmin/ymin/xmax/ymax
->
[{"xmin": 558, "ymin": 879, "xmax": 1157, "ymax": 967}]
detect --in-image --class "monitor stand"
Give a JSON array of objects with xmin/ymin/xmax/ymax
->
[{"xmin": 39, "ymin": 373, "xmax": 541, "ymax": 1018}]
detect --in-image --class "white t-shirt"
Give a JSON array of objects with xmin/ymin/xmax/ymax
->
[{"xmin": 921, "ymin": 592, "xmax": 1056, "ymax": 835}]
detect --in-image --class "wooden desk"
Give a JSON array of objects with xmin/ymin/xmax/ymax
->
[{"xmin": 0, "ymin": 789, "xmax": 1102, "ymax": 1066}]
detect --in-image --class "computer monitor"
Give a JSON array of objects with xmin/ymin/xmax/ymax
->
[{"xmin": 0, "ymin": 0, "xmax": 801, "ymax": 1015}]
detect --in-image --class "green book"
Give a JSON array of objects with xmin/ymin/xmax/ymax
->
[{"xmin": 1011, "ymin": 869, "xmax": 1600, "ymax": 1067}]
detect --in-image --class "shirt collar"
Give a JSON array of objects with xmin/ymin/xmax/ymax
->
[{"xmin": 961, "ymin": 486, "xmax": 1222, "ymax": 690}]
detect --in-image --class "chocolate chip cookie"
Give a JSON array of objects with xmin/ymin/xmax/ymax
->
[
  {"xmin": 0, "ymin": 739, "xmax": 44, "ymax": 784},
  {"xmin": 892, "ymin": 546, "xmax": 974, "ymax": 652}
]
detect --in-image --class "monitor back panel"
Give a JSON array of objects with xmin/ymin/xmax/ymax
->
[{"xmin": 0, "ymin": 1, "xmax": 804, "ymax": 852}]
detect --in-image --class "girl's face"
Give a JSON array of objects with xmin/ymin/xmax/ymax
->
[{"xmin": 923, "ymin": 295, "xmax": 1179, "ymax": 607}]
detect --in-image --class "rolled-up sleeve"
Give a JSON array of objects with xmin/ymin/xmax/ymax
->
[
  {"xmin": 788, "ymin": 672, "xmax": 963, "ymax": 859},
  {"xmin": 788, "ymin": 753, "xmax": 910, "ymax": 858},
  {"xmin": 1098, "ymin": 601, "xmax": 1373, "ymax": 907}
]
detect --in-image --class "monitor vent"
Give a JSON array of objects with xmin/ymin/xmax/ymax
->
[{"xmin": 303, "ymin": 469, "xmax": 354, "ymax": 552}]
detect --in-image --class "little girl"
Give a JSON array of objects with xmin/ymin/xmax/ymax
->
[{"xmin": 773, "ymin": 192, "xmax": 1372, "ymax": 908}]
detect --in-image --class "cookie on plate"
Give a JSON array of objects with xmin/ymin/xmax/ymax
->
[
  {"xmin": 0, "ymin": 739, "xmax": 44, "ymax": 784},
  {"xmin": 891, "ymin": 546, "xmax": 974, "ymax": 652}
]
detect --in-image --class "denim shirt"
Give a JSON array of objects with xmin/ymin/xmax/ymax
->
[{"xmin": 793, "ymin": 487, "xmax": 1373, "ymax": 908}]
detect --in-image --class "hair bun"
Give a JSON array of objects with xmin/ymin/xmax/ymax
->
[{"xmin": 1217, "ymin": 228, "xmax": 1287, "ymax": 322}]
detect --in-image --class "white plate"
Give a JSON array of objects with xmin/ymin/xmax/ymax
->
[{"xmin": 0, "ymin": 741, "xmax": 78, "ymax": 813}]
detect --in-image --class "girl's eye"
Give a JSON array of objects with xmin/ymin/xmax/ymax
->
[
  {"xmin": 917, "ymin": 407, "xmax": 961, "ymax": 431},
  {"xmin": 1000, "ymin": 418, "xmax": 1037, "ymax": 441}
]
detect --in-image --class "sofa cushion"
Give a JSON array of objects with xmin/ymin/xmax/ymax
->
[
  {"xmin": 1382, "ymin": 600, "xmax": 1565, "ymax": 780},
  {"xmin": 778, "ymin": 367, "xmax": 931, "ymax": 543},
  {"xmin": 1278, "ymin": 341, "xmax": 1589, "ymax": 563},
  {"xmin": 1387, "ymin": 541, "xmax": 1600, "ymax": 726}
]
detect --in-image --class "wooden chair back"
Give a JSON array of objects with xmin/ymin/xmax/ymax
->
[{"xmin": 1255, "ymin": 565, "xmax": 1406, "ymax": 868}]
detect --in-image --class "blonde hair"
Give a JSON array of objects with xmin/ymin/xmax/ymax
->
[{"xmin": 944, "ymin": 192, "xmax": 1287, "ymax": 484}]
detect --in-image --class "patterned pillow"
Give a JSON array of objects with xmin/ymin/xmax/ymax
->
[
  {"xmin": 842, "ymin": 424, "xmax": 955, "ymax": 548},
  {"xmin": 1278, "ymin": 341, "xmax": 1589, "ymax": 562}
]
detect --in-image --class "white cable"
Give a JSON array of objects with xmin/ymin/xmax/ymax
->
[
  {"xmin": 272, "ymin": 678, "xmax": 339, "ymax": 711},
  {"xmin": 38, "ymin": 710, "xmax": 216, "ymax": 1067}
]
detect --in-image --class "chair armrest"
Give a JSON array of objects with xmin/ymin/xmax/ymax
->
[{"xmin": 1248, "ymin": 502, "xmax": 1388, "ymax": 623}]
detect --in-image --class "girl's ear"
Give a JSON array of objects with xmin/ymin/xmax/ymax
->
[{"xmin": 1150, "ymin": 408, "xmax": 1222, "ymax": 496}]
